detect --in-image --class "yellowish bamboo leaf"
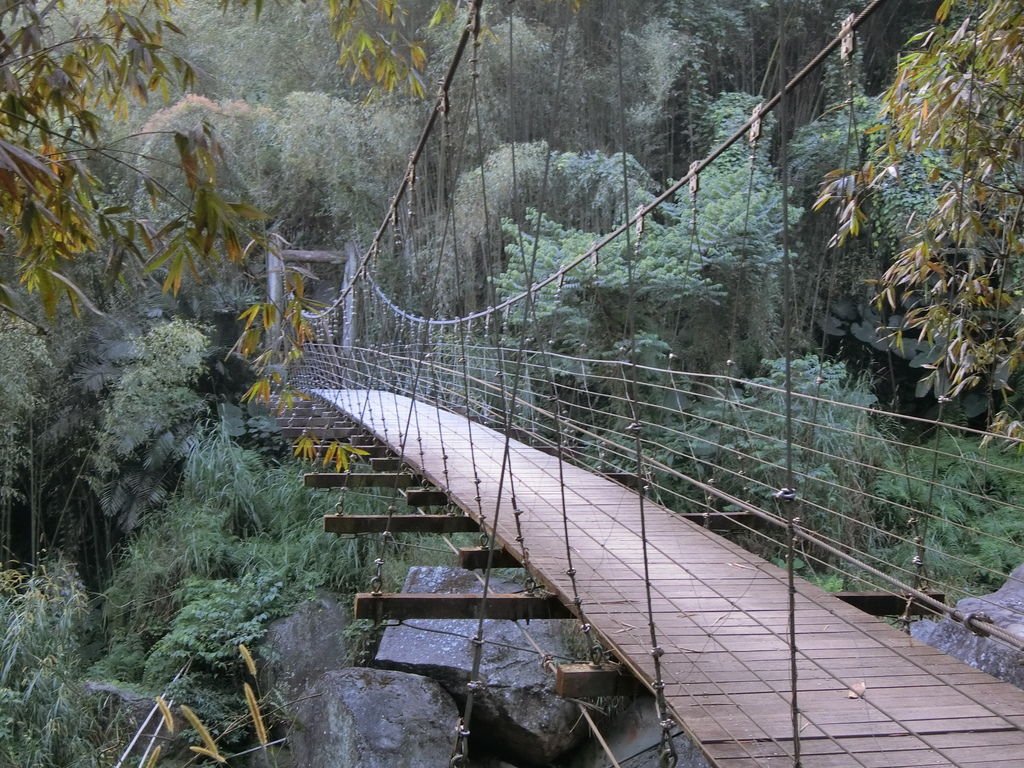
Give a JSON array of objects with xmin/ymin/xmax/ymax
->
[{"xmin": 293, "ymin": 434, "xmax": 316, "ymax": 462}]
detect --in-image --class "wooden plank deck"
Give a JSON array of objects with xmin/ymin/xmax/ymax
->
[{"xmin": 311, "ymin": 389, "xmax": 1024, "ymax": 767}]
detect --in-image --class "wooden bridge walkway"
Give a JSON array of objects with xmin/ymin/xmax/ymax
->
[{"xmin": 307, "ymin": 389, "xmax": 1024, "ymax": 767}]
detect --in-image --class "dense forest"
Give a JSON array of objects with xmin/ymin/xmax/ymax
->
[{"xmin": 1, "ymin": 0, "xmax": 1023, "ymax": 765}]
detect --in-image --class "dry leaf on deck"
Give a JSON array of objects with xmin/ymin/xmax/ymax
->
[{"xmin": 847, "ymin": 681, "xmax": 867, "ymax": 699}]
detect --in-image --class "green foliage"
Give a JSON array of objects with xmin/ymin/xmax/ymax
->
[
  {"xmin": 172, "ymin": 1, "xmax": 344, "ymax": 103},
  {"xmin": 99, "ymin": 320, "xmax": 209, "ymax": 460},
  {"xmin": 0, "ymin": 563, "xmax": 102, "ymax": 768},
  {"xmin": 873, "ymin": 433, "xmax": 1024, "ymax": 593},
  {"xmin": 93, "ymin": 319, "xmax": 210, "ymax": 531},
  {"xmin": 494, "ymin": 97, "xmax": 796, "ymax": 374},
  {"xmin": 144, "ymin": 573, "xmax": 283, "ymax": 683},
  {"xmin": 0, "ymin": 0, "xmax": 266, "ymax": 323},
  {"xmin": 664, "ymin": 356, "xmax": 888, "ymax": 550},
  {"xmin": 820, "ymin": 1, "xmax": 1024, "ymax": 430},
  {"xmin": 93, "ymin": 424, "xmax": 347, "ymax": 748},
  {"xmin": 102, "ymin": 497, "xmax": 239, "ymax": 641}
]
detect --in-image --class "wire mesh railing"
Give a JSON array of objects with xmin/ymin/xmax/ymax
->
[{"xmin": 294, "ymin": 340, "xmax": 1024, "ymax": 648}]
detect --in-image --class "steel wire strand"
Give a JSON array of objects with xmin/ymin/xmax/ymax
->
[
  {"xmin": 395, "ymin": 87, "xmax": 483, "ymax": 501},
  {"xmin": 423, "ymin": 524, "xmax": 633, "ymax": 768},
  {"xmin": 338, "ymin": 362, "xmax": 820, "ymax": 763},
  {"xmin": 470, "ymin": 385, "xmax": 1015, "ymax": 606},
  {"xmin": 321, "ymin": 339, "xmax": 1024, "ymax": 638},
  {"xmin": 317, "ymin": 356, "xmax": 1015, "ymax": 765},
  {"xmin": 311, "ymin": 387, "xmax": 1024, "ymax": 761},
  {"xmin": 355, "ymin": 346, "xmax": 1009, "ymax": 590},
  {"xmin": 552, "ymin": 403, "xmax": 1024, "ymax": 757},
  {"xmin": 600, "ymin": 417, "xmax": 1024, "ymax": 587},
  {"xmin": 306, "ymin": 0, "xmax": 485, "ymax": 326},
  {"xmin": 352, "ymin": 344, "xmax": 1018, "ymax": 540},
  {"xmin": 414, "ymin": 352, "xmax": 1024, "ymax": 640},
  {"xmin": 542, "ymin": 411, "xmax": 932, "ymax": 590},
  {"xmin": 625, "ymin": 509, "xmax": 1019, "ymax": 766},
  {"xmin": 444, "ymin": 9, "xmax": 568, "ymax": 762},
  {"xmin": 623, "ymin": 381, "xmax": 1024, "ymax": 519},
  {"xmin": 487, "ymin": 440, "xmax": 905, "ymax": 768},
  {"xmin": 483, "ymin": 346, "xmax": 1024, "ymax": 452},
  {"xmin": 481, "ymin": 354, "xmax": 1024, "ymax": 553},
  {"xmin": 543, "ymin": 400, "xmax": 1024, "ymax": 581},
  {"xmin": 411, "ymin": 376, "xmax": 884, "ymax": 757}
]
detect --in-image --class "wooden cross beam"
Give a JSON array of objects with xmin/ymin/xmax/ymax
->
[
  {"xmin": 835, "ymin": 591, "xmax": 945, "ymax": 617},
  {"xmin": 324, "ymin": 514, "xmax": 480, "ymax": 535},
  {"xmin": 404, "ymin": 488, "xmax": 450, "ymax": 507},
  {"xmin": 279, "ymin": 425, "xmax": 361, "ymax": 439},
  {"xmin": 457, "ymin": 547, "xmax": 522, "ymax": 570},
  {"xmin": 275, "ymin": 416, "xmax": 355, "ymax": 429},
  {"xmin": 370, "ymin": 457, "xmax": 404, "ymax": 472},
  {"xmin": 304, "ymin": 472, "xmax": 415, "ymax": 489},
  {"xmin": 555, "ymin": 663, "xmax": 642, "ymax": 698}
]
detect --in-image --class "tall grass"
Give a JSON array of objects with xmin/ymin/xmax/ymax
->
[{"xmin": 0, "ymin": 561, "xmax": 104, "ymax": 768}]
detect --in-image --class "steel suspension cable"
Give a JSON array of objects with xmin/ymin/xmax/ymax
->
[{"xmin": 776, "ymin": 6, "xmax": 801, "ymax": 756}]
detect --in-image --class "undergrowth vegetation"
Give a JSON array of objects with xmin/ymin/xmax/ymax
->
[{"xmin": 88, "ymin": 417, "xmax": 457, "ymax": 759}]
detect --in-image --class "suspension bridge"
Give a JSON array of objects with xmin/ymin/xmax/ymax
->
[
  {"xmin": 282, "ymin": 348, "xmax": 1024, "ymax": 768},
  {"xmin": 265, "ymin": 1, "xmax": 1024, "ymax": 765}
]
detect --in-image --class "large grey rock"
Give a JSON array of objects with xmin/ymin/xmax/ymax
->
[
  {"xmin": 911, "ymin": 564, "xmax": 1024, "ymax": 689},
  {"xmin": 374, "ymin": 566, "xmax": 586, "ymax": 765},
  {"xmin": 288, "ymin": 667, "xmax": 458, "ymax": 768},
  {"xmin": 566, "ymin": 696, "xmax": 710, "ymax": 768},
  {"xmin": 261, "ymin": 592, "xmax": 350, "ymax": 697}
]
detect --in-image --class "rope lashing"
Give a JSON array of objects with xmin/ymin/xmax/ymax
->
[
  {"xmin": 748, "ymin": 104, "xmax": 763, "ymax": 146},
  {"xmin": 840, "ymin": 12, "xmax": 857, "ymax": 63}
]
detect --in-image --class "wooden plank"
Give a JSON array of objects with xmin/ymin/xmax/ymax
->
[
  {"xmin": 458, "ymin": 547, "xmax": 522, "ymax": 570},
  {"xmin": 304, "ymin": 472, "xmax": 414, "ymax": 489},
  {"xmin": 275, "ymin": 416, "xmax": 352, "ymax": 428},
  {"xmin": 404, "ymin": 488, "xmax": 450, "ymax": 507},
  {"xmin": 280, "ymin": 248, "xmax": 345, "ymax": 263},
  {"xmin": 324, "ymin": 514, "xmax": 480, "ymax": 534},
  {"xmin": 555, "ymin": 663, "xmax": 642, "ymax": 698},
  {"xmin": 354, "ymin": 593, "xmax": 573, "ymax": 621},
  {"xmin": 280, "ymin": 425, "xmax": 360, "ymax": 439},
  {"xmin": 834, "ymin": 591, "xmax": 945, "ymax": 617},
  {"xmin": 371, "ymin": 457, "xmax": 404, "ymax": 472}
]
